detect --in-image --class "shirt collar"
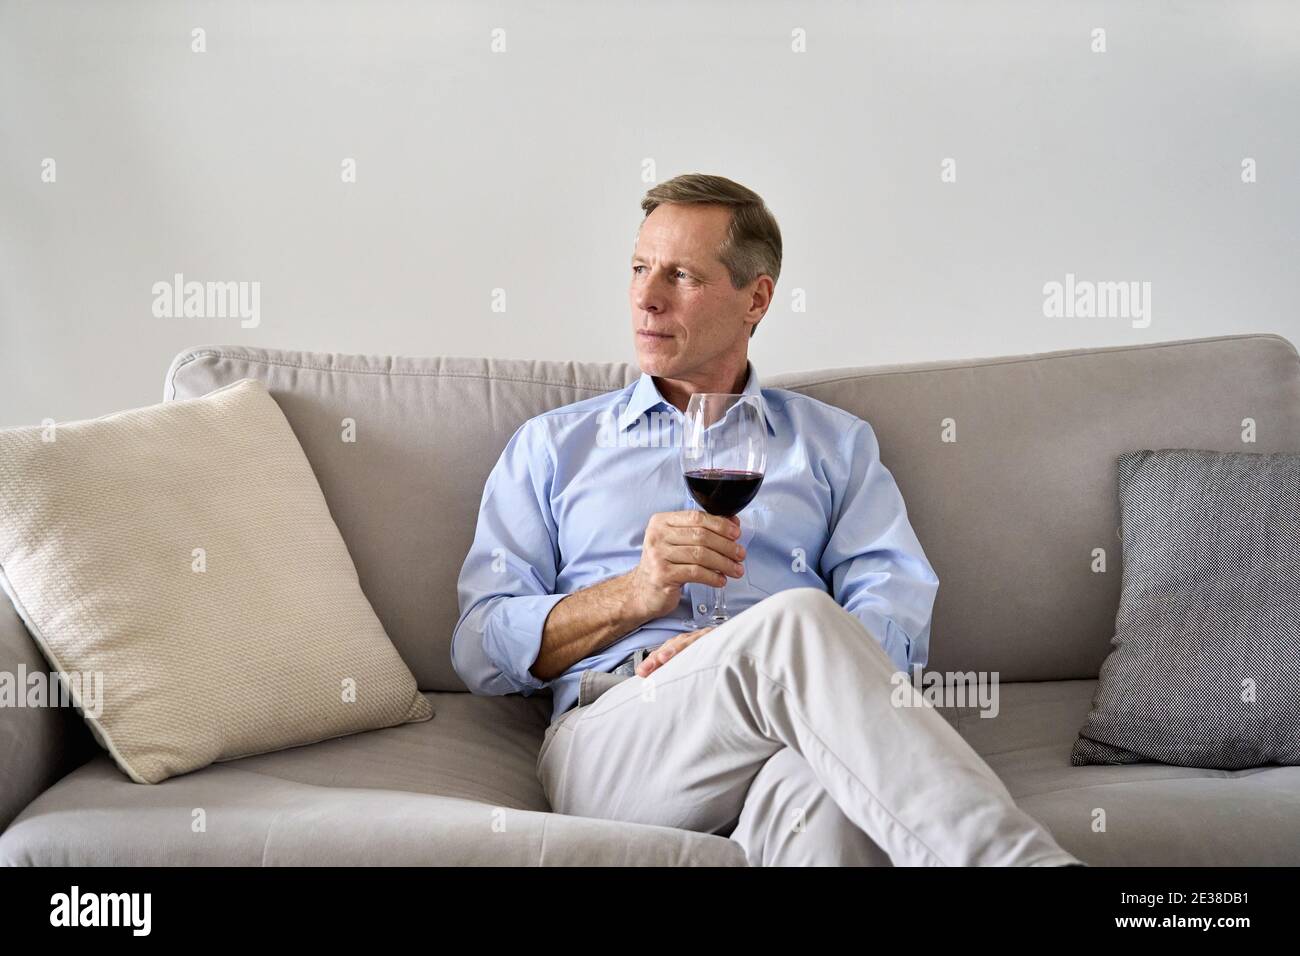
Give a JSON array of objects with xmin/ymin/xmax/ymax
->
[{"xmin": 617, "ymin": 360, "xmax": 776, "ymax": 437}]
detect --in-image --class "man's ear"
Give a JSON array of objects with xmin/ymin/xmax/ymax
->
[{"xmin": 747, "ymin": 275, "xmax": 774, "ymax": 337}]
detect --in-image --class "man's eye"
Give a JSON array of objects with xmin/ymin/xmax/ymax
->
[{"xmin": 630, "ymin": 264, "xmax": 689, "ymax": 280}]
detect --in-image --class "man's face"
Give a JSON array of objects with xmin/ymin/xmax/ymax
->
[{"xmin": 629, "ymin": 203, "xmax": 762, "ymax": 377}]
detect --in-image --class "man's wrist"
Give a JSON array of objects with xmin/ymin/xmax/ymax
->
[{"xmin": 611, "ymin": 570, "xmax": 653, "ymax": 634}]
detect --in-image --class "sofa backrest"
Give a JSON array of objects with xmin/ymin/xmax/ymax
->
[{"xmin": 166, "ymin": 334, "xmax": 1300, "ymax": 691}]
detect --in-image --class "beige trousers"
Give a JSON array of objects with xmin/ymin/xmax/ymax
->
[{"xmin": 536, "ymin": 587, "xmax": 1079, "ymax": 866}]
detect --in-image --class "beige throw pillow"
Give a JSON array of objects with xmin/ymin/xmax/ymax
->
[{"xmin": 0, "ymin": 378, "xmax": 433, "ymax": 784}]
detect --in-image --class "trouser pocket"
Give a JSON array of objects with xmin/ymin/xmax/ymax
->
[{"xmin": 578, "ymin": 667, "xmax": 633, "ymax": 707}]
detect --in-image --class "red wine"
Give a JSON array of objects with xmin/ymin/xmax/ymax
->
[{"xmin": 684, "ymin": 469, "xmax": 764, "ymax": 517}]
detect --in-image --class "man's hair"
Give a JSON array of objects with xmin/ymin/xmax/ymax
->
[{"xmin": 639, "ymin": 174, "xmax": 782, "ymax": 338}]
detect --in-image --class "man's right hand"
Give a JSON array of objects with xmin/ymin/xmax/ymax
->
[{"xmin": 623, "ymin": 510, "xmax": 747, "ymax": 622}]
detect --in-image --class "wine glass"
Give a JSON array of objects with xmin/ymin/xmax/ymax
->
[{"xmin": 680, "ymin": 393, "xmax": 767, "ymax": 624}]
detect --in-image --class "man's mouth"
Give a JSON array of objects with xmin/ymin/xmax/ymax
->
[{"xmin": 638, "ymin": 330, "xmax": 673, "ymax": 338}]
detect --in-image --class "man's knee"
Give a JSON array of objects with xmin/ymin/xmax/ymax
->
[
  {"xmin": 707, "ymin": 585, "xmax": 882, "ymax": 670},
  {"xmin": 745, "ymin": 587, "xmax": 847, "ymax": 637},
  {"xmin": 734, "ymin": 586, "xmax": 856, "ymax": 648}
]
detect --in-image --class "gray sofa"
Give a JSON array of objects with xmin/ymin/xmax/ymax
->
[{"xmin": 3, "ymin": 332, "xmax": 1299, "ymax": 866}]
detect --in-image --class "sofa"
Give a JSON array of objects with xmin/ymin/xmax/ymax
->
[{"xmin": 3, "ymin": 332, "xmax": 1299, "ymax": 866}]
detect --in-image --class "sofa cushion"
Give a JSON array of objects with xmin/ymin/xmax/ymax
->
[
  {"xmin": 11, "ymin": 679, "xmax": 1295, "ymax": 867},
  {"xmin": 934, "ymin": 680, "xmax": 1300, "ymax": 866},
  {"xmin": 0, "ymin": 691, "xmax": 746, "ymax": 866},
  {"xmin": 165, "ymin": 335, "xmax": 1300, "ymax": 692},
  {"xmin": 1072, "ymin": 448, "xmax": 1300, "ymax": 769},
  {"xmin": 0, "ymin": 378, "xmax": 432, "ymax": 785}
]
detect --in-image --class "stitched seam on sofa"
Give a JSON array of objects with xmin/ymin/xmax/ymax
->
[
  {"xmin": 260, "ymin": 805, "xmax": 315, "ymax": 867},
  {"xmin": 1008, "ymin": 773, "xmax": 1263, "ymax": 802},
  {"xmin": 536, "ymin": 809, "xmax": 551, "ymax": 866},
  {"xmin": 167, "ymin": 334, "xmax": 1294, "ymax": 407},
  {"xmin": 174, "ymin": 332, "xmax": 1286, "ymax": 388},
  {"xmin": 212, "ymin": 769, "xmax": 544, "ymax": 819},
  {"xmin": 974, "ymin": 741, "xmax": 1098, "ymax": 759},
  {"xmin": 952, "ymin": 697, "xmax": 1098, "ymax": 734},
  {"xmin": 773, "ymin": 333, "xmax": 1293, "ymax": 389},
  {"xmin": 983, "ymin": 744, "xmax": 1291, "ymax": 779},
  {"xmin": 167, "ymin": 350, "xmax": 634, "ymax": 391}
]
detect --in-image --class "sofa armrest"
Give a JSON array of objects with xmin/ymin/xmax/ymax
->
[{"xmin": 0, "ymin": 592, "xmax": 96, "ymax": 831}]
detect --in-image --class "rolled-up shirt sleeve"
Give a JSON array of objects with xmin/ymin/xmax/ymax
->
[
  {"xmin": 452, "ymin": 419, "xmax": 567, "ymax": 697},
  {"xmin": 819, "ymin": 418, "xmax": 940, "ymax": 675}
]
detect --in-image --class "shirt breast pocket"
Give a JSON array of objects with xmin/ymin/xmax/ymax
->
[
  {"xmin": 739, "ymin": 501, "xmax": 823, "ymax": 598},
  {"xmin": 738, "ymin": 504, "xmax": 784, "ymax": 597}
]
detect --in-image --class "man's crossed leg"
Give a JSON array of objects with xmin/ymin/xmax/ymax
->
[{"xmin": 536, "ymin": 587, "xmax": 1080, "ymax": 866}]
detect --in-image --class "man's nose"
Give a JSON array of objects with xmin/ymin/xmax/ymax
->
[{"xmin": 633, "ymin": 280, "xmax": 664, "ymax": 313}]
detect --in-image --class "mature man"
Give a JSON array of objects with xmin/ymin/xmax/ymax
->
[{"xmin": 452, "ymin": 174, "xmax": 1081, "ymax": 866}]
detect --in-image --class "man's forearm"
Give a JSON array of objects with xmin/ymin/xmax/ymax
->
[{"xmin": 529, "ymin": 572, "xmax": 652, "ymax": 682}]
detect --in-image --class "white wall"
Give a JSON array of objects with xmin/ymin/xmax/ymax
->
[{"xmin": 2, "ymin": 0, "xmax": 1298, "ymax": 426}]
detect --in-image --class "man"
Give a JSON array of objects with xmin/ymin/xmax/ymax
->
[{"xmin": 452, "ymin": 173, "xmax": 1081, "ymax": 866}]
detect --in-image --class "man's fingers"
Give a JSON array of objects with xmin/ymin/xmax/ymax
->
[
  {"xmin": 667, "ymin": 510, "xmax": 742, "ymax": 540},
  {"xmin": 663, "ymin": 563, "xmax": 728, "ymax": 588},
  {"xmin": 662, "ymin": 526, "xmax": 747, "ymax": 562},
  {"xmin": 636, "ymin": 626, "xmax": 716, "ymax": 678},
  {"xmin": 662, "ymin": 544, "xmax": 745, "ymax": 579}
]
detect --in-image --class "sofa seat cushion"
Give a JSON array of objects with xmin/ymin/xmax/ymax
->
[
  {"xmin": 935, "ymin": 680, "xmax": 1300, "ymax": 866},
  {"xmin": 10, "ymin": 679, "xmax": 1297, "ymax": 866},
  {"xmin": 0, "ymin": 691, "xmax": 746, "ymax": 866}
]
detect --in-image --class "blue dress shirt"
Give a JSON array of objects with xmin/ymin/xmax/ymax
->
[{"xmin": 452, "ymin": 361, "xmax": 940, "ymax": 722}]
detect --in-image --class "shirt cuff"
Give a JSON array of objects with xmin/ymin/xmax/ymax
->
[
  {"xmin": 482, "ymin": 592, "xmax": 570, "ymax": 692},
  {"xmin": 851, "ymin": 608, "xmax": 913, "ymax": 676}
]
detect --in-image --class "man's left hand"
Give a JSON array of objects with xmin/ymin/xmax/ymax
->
[{"xmin": 635, "ymin": 625, "xmax": 716, "ymax": 678}]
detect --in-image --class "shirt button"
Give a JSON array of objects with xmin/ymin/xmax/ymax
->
[{"xmin": 697, "ymin": 603, "xmax": 708, "ymax": 614}]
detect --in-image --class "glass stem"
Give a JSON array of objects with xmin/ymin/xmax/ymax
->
[{"xmin": 710, "ymin": 580, "xmax": 728, "ymax": 625}]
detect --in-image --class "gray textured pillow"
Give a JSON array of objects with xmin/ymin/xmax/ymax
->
[{"xmin": 1072, "ymin": 448, "xmax": 1300, "ymax": 770}]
